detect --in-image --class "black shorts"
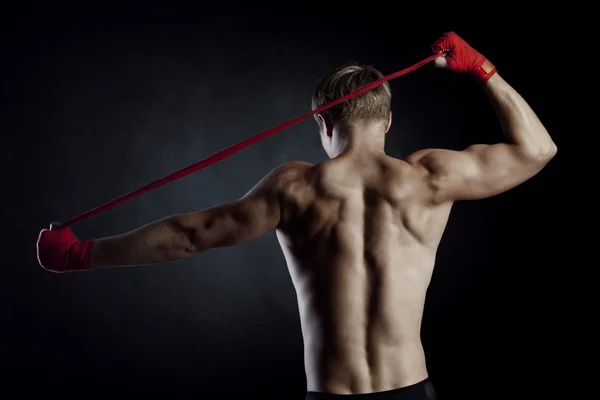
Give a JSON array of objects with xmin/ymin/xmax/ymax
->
[{"xmin": 306, "ymin": 378, "xmax": 436, "ymax": 400}]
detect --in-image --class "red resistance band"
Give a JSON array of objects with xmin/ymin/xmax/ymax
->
[{"xmin": 61, "ymin": 53, "xmax": 442, "ymax": 228}]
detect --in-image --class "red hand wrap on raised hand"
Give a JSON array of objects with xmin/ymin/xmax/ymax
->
[
  {"xmin": 36, "ymin": 227, "xmax": 95, "ymax": 273},
  {"xmin": 432, "ymin": 32, "xmax": 497, "ymax": 82}
]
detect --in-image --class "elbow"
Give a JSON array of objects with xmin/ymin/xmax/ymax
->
[
  {"xmin": 540, "ymin": 127, "xmax": 558, "ymax": 161},
  {"xmin": 525, "ymin": 141, "xmax": 557, "ymax": 164},
  {"xmin": 549, "ymin": 142, "xmax": 558, "ymax": 158},
  {"xmin": 539, "ymin": 141, "xmax": 558, "ymax": 162}
]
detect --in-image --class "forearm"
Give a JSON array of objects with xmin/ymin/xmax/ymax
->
[
  {"xmin": 482, "ymin": 73, "xmax": 557, "ymax": 159},
  {"xmin": 90, "ymin": 216, "xmax": 195, "ymax": 269}
]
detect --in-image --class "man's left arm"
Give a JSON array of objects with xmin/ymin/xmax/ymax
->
[
  {"xmin": 91, "ymin": 181, "xmax": 281, "ymax": 268},
  {"xmin": 38, "ymin": 163, "xmax": 300, "ymax": 272}
]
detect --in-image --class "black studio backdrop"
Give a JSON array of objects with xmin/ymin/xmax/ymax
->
[{"xmin": 3, "ymin": 7, "xmax": 566, "ymax": 400}]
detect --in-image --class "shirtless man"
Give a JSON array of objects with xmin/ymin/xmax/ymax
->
[{"xmin": 37, "ymin": 33, "xmax": 557, "ymax": 399}]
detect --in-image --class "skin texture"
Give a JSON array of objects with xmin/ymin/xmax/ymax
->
[{"xmin": 88, "ymin": 70, "xmax": 556, "ymax": 394}]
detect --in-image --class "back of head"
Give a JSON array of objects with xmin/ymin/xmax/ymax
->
[{"xmin": 312, "ymin": 64, "xmax": 391, "ymax": 126}]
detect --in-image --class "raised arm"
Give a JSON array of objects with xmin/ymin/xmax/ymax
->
[
  {"xmin": 407, "ymin": 32, "xmax": 557, "ymax": 203},
  {"xmin": 37, "ymin": 162, "xmax": 309, "ymax": 272}
]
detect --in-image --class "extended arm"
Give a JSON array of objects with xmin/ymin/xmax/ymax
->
[
  {"xmin": 37, "ymin": 162, "xmax": 306, "ymax": 272},
  {"xmin": 90, "ymin": 191, "xmax": 280, "ymax": 268}
]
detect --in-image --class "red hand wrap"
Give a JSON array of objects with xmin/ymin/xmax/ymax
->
[
  {"xmin": 431, "ymin": 32, "xmax": 497, "ymax": 83},
  {"xmin": 36, "ymin": 227, "xmax": 95, "ymax": 272}
]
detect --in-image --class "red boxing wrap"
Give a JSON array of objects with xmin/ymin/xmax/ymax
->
[
  {"xmin": 432, "ymin": 32, "xmax": 497, "ymax": 82},
  {"xmin": 37, "ymin": 227, "xmax": 95, "ymax": 273}
]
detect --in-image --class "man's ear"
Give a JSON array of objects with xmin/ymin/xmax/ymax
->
[
  {"xmin": 318, "ymin": 114, "xmax": 333, "ymax": 137},
  {"xmin": 385, "ymin": 111, "xmax": 392, "ymax": 133}
]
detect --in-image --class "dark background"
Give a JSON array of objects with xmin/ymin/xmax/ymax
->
[{"xmin": 3, "ymin": 5, "xmax": 566, "ymax": 400}]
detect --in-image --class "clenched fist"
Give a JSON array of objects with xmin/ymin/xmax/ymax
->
[{"xmin": 432, "ymin": 32, "xmax": 497, "ymax": 82}]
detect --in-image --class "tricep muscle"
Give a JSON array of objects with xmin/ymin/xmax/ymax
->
[
  {"xmin": 410, "ymin": 144, "xmax": 550, "ymax": 202},
  {"xmin": 172, "ymin": 162, "xmax": 310, "ymax": 253}
]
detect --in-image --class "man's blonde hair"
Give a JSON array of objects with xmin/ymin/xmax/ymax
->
[{"xmin": 312, "ymin": 64, "xmax": 391, "ymax": 126}]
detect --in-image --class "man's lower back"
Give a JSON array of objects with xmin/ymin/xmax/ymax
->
[
  {"xmin": 306, "ymin": 378, "xmax": 437, "ymax": 399},
  {"xmin": 303, "ymin": 337, "xmax": 430, "ymax": 395}
]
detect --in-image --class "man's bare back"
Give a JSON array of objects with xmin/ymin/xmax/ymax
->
[
  {"xmin": 276, "ymin": 155, "xmax": 451, "ymax": 394},
  {"xmin": 37, "ymin": 32, "xmax": 557, "ymax": 399}
]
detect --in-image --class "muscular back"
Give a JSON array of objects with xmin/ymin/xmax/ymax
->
[{"xmin": 276, "ymin": 155, "xmax": 453, "ymax": 394}]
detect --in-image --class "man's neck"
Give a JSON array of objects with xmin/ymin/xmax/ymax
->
[{"xmin": 332, "ymin": 123, "xmax": 387, "ymax": 158}]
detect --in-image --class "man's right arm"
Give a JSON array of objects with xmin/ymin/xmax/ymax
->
[{"xmin": 407, "ymin": 34, "xmax": 557, "ymax": 203}]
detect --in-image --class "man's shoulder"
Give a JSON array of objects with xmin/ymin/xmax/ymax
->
[
  {"xmin": 268, "ymin": 162, "xmax": 319, "ymax": 226},
  {"xmin": 267, "ymin": 161, "xmax": 315, "ymax": 181},
  {"xmin": 403, "ymin": 149, "xmax": 439, "ymax": 166},
  {"xmin": 253, "ymin": 161, "xmax": 316, "ymax": 194},
  {"xmin": 275, "ymin": 160, "xmax": 315, "ymax": 171},
  {"xmin": 246, "ymin": 161, "xmax": 315, "ymax": 200}
]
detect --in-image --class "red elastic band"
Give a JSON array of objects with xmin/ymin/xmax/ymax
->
[{"xmin": 61, "ymin": 53, "xmax": 443, "ymax": 228}]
